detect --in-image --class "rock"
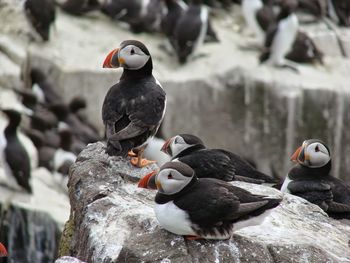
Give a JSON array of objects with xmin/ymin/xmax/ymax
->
[
  {"xmin": 55, "ymin": 256, "xmax": 87, "ymax": 263},
  {"xmin": 61, "ymin": 142, "xmax": 350, "ymax": 262}
]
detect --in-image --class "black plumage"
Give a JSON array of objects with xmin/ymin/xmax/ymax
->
[
  {"xmin": 24, "ymin": 0, "xmax": 56, "ymax": 41},
  {"xmin": 140, "ymin": 162, "xmax": 281, "ymax": 239},
  {"xmin": 60, "ymin": 0, "xmax": 100, "ymax": 16},
  {"xmin": 1, "ymin": 110, "xmax": 32, "ymax": 193},
  {"xmin": 330, "ymin": 0, "xmax": 350, "ymax": 26},
  {"xmin": 256, "ymin": 0, "xmax": 276, "ymax": 31},
  {"xmin": 163, "ymin": 134, "xmax": 278, "ymax": 183},
  {"xmin": 102, "ymin": 40, "xmax": 166, "ymax": 159},
  {"xmin": 173, "ymin": 0, "xmax": 209, "ymax": 63}
]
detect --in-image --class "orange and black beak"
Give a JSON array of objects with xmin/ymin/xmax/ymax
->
[
  {"xmin": 138, "ymin": 170, "xmax": 158, "ymax": 190},
  {"xmin": 291, "ymin": 142, "xmax": 308, "ymax": 163},
  {"xmin": 0, "ymin": 242, "xmax": 7, "ymax": 257},
  {"xmin": 103, "ymin": 48, "xmax": 123, "ymax": 68},
  {"xmin": 161, "ymin": 137, "xmax": 173, "ymax": 156}
]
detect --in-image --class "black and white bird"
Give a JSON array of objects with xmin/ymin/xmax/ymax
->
[
  {"xmin": 24, "ymin": 0, "xmax": 56, "ymax": 41},
  {"xmin": 260, "ymin": 0, "xmax": 299, "ymax": 70},
  {"xmin": 59, "ymin": 0, "xmax": 100, "ymax": 16},
  {"xmin": 173, "ymin": 0, "xmax": 209, "ymax": 63},
  {"xmin": 53, "ymin": 129, "xmax": 77, "ymax": 175},
  {"xmin": 161, "ymin": 134, "xmax": 278, "ymax": 183},
  {"xmin": 101, "ymin": 0, "xmax": 164, "ymax": 33},
  {"xmin": 102, "ymin": 40, "xmax": 166, "ymax": 168},
  {"xmin": 281, "ymin": 139, "xmax": 350, "ymax": 219},
  {"xmin": 0, "ymin": 109, "xmax": 32, "ymax": 193},
  {"xmin": 242, "ymin": 0, "xmax": 276, "ymax": 44},
  {"xmin": 138, "ymin": 162, "xmax": 282, "ymax": 239}
]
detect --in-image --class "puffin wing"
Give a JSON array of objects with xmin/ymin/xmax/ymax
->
[
  {"xmin": 178, "ymin": 149, "xmax": 237, "ymax": 181},
  {"xmin": 173, "ymin": 179, "xmax": 241, "ymax": 226},
  {"xmin": 108, "ymin": 83, "xmax": 166, "ymax": 142}
]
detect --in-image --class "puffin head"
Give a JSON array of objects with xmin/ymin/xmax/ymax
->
[
  {"xmin": 138, "ymin": 162, "xmax": 195, "ymax": 195},
  {"xmin": 161, "ymin": 134, "xmax": 205, "ymax": 157},
  {"xmin": 291, "ymin": 139, "xmax": 330, "ymax": 168},
  {"xmin": 103, "ymin": 40, "xmax": 152, "ymax": 71}
]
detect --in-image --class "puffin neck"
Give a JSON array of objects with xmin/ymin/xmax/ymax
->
[
  {"xmin": 120, "ymin": 58, "xmax": 153, "ymax": 80},
  {"xmin": 175, "ymin": 144, "xmax": 206, "ymax": 159},
  {"xmin": 4, "ymin": 120, "xmax": 20, "ymax": 135},
  {"xmin": 289, "ymin": 161, "xmax": 332, "ymax": 180}
]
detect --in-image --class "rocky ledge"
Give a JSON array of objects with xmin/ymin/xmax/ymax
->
[{"xmin": 57, "ymin": 142, "xmax": 350, "ymax": 263}]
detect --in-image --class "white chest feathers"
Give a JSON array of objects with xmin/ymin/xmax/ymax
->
[
  {"xmin": 242, "ymin": 0, "xmax": 264, "ymax": 41},
  {"xmin": 154, "ymin": 201, "xmax": 195, "ymax": 236},
  {"xmin": 280, "ymin": 175, "xmax": 292, "ymax": 193}
]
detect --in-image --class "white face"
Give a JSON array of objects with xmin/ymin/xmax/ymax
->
[
  {"xmin": 156, "ymin": 168, "xmax": 193, "ymax": 195},
  {"xmin": 119, "ymin": 44, "xmax": 150, "ymax": 70},
  {"xmin": 303, "ymin": 142, "xmax": 330, "ymax": 168},
  {"xmin": 169, "ymin": 135, "xmax": 193, "ymax": 157}
]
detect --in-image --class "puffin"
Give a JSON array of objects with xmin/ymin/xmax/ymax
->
[
  {"xmin": 173, "ymin": 0, "xmax": 209, "ymax": 63},
  {"xmin": 259, "ymin": 0, "xmax": 299, "ymax": 70},
  {"xmin": 102, "ymin": 40, "xmax": 166, "ymax": 167},
  {"xmin": 30, "ymin": 68, "xmax": 62, "ymax": 105},
  {"xmin": 138, "ymin": 162, "xmax": 282, "ymax": 239},
  {"xmin": 0, "ymin": 109, "xmax": 32, "ymax": 193},
  {"xmin": 281, "ymin": 139, "xmax": 350, "ymax": 219},
  {"xmin": 161, "ymin": 134, "xmax": 278, "ymax": 184},
  {"xmin": 24, "ymin": 0, "xmax": 56, "ymax": 41}
]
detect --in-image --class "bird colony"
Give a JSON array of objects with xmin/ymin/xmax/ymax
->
[{"xmin": 0, "ymin": 0, "xmax": 350, "ymax": 261}]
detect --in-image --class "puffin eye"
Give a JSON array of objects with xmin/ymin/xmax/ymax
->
[
  {"xmin": 130, "ymin": 48, "xmax": 135, "ymax": 55},
  {"xmin": 167, "ymin": 173, "xmax": 173, "ymax": 179},
  {"xmin": 315, "ymin": 145, "xmax": 319, "ymax": 152}
]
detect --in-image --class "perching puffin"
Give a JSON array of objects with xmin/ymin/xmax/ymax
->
[
  {"xmin": 138, "ymin": 162, "xmax": 282, "ymax": 239},
  {"xmin": 161, "ymin": 134, "xmax": 278, "ymax": 184},
  {"xmin": 281, "ymin": 139, "xmax": 350, "ymax": 219},
  {"xmin": 24, "ymin": 0, "xmax": 56, "ymax": 41},
  {"xmin": 0, "ymin": 109, "xmax": 32, "ymax": 193},
  {"xmin": 260, "ymin": 0, "xmax": 299, "ymax": 69},
  {"xmin": 102, "ymin": 40, "xmax": 166, "ymax": 168}
]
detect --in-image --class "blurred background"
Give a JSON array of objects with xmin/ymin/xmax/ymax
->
[{"xmin": 0, "ymin": 0, "xmax": 349, "ymax": 262}]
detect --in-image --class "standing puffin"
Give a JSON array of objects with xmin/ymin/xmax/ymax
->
[
  {"xmin": 102, "ymin": 40, "xmax": 166, "ymax": 168},
  {"xmin": 0, "ymin": 109, "xmax": 32, "ymax": 193},
  {"xmin": 24, "ymin": 0, "xmax": 56, "ymax": 41},
  {"xmin": 161, "ymin": 134, "xmax": 278, "ymax": 183},
  {"xmin": 138, "ymin": 162, "xmax": 282, "ymax": 239},
  {"xmin": 281, "ymin": 139, "xmax": 350, "ymax": 219},
  {"xmin": 260, "ymin": 0, "xmax": 299, "ymax": 70},
  {"xmin": 173, "ymin": 0, "xmax": 209, "ymax": 64}
]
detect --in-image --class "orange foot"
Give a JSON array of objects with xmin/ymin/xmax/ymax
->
[
  {"xmin": 128, "ymin": 150, "xmax": 137, "ymax": 157},
  {"xmin": 130, "ymin": 157, "xmax": 156, "ymax": 168},
  {"xmin": 185, "ymin": 235, "xmax": 202, "ymax": 241}
]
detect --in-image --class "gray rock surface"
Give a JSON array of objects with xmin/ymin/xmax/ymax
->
[{"xmin": 61, "ymin": 142, "xmax": 350, "ymax": 263}]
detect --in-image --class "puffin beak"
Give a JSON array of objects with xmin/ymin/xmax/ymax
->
[
  {"xmin": 0, "ymin": 242, "xmax": 8, "ymax": 257},
  {"xmin": 103, "ymin": 48, "xmax": 121, "ymax": 68},
  {"xmin": 161, "ymin": 137, "xmax": 173, "ymax": 155},
  {"xmin": 138, "ymin": 170, "xmax": 158, "ymax": 189},
  {"xmin": 290, "ymin": 146, "xmax": 302, "ymax": 162}
]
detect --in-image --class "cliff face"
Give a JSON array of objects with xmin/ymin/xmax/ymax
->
[{"xmin": 57, "ymin": 142, "xmax": 350, "ymax": 263}]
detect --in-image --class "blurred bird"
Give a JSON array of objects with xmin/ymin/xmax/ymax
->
[
  {"xmin": 102, "ymin": 40, "xmax": 166, "ymax": 167},
  {"xmin": 138, "ymin": 162, "xmax": 282, "ymax": 239},
  {"xmin": 328, "ymin": 0, "xmax": 350, "ymax": 27},
  {"xmin": 281, "ymin": 139, "xmax": 350, "ymax": 219},
  {"xmin": 24, "ymin": 0, "xmax": 56, "ymax": 41},
  {"xmin": 101, "ymin": 0, "xmax": 164, "ymax": 33},
  {"xmin": 0, "ymin": 109, "xmax": 32, "ymax": 193},
  {"xmin": 260, "ymin": 0, "xmax": 299, "ymax": 71},
  {"xmin": 173, "ymin": 0, "xmax": 210, "ymax": 63},
  {"xmin": 53, "ymin": 129, "xmax": 77, "ymax": 175},
  {"xmin": 59, "ymin": 0, "xmax": 100, "ymax": 16},
  {"xmin": 161, "ymin": 134, "xmax": 279, "ymax": 183}
]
